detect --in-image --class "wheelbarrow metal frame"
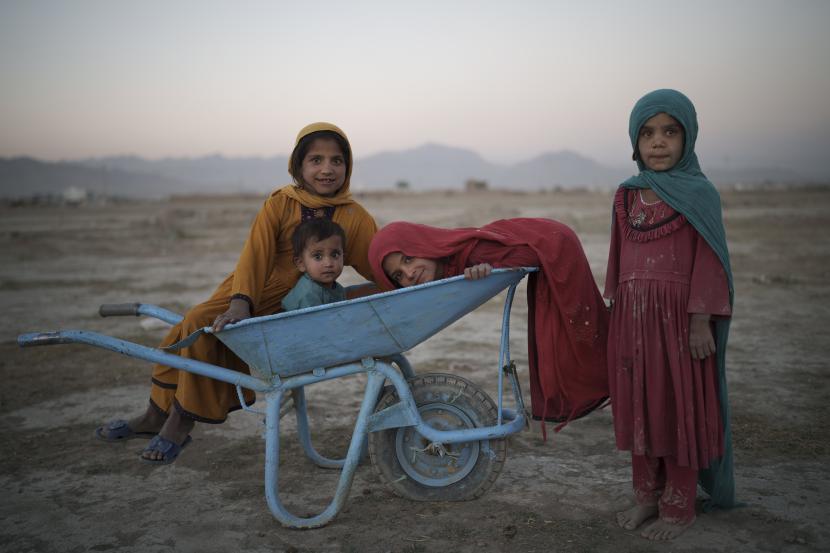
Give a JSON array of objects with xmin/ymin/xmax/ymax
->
[{"xmin": 18, "ymin": 268, "xmax": 535, "ymax": 529}]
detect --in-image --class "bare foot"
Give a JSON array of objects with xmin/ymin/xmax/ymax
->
[
  {"xmin": 126, "ymin": 404, "xmax": 167, "ymax": 434},
  {"xmin": 640, "ymin": 517, "xmax": 694, "ymax": 540},
  {"xmin": 616, "ymin": 504, "xmax": 658, "ymax": 530},
  {"xmin": 141, "ymin": 408, "xmax": 195, "ymax": 462},
  {"xmin": 97, "ymin": 404, "xmax": 167, "ymax": 441}
]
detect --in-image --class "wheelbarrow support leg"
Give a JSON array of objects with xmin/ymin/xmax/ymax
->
[
  {"xmin": 292, "ymin": 354, "xmax": 413, "ymax": 469},
  {"xmin": 263, "ymin": 368, "xmax": 386, "ymax": 529},
  {"xmin": 292, "ymin": 387, "xmax": 346, "ymax": 469}
]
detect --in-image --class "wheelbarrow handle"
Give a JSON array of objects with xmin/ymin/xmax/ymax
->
[
  {"xmin": 99, "ymin": 303, "xmax": 141, "ymax": 317},
  {"xmin": 99, "ymin": 303, "xmax": 184, "ymax": 325},
  {"xmin": 18, "ymin": 331, "xmax": 69, "ymax": 347}
]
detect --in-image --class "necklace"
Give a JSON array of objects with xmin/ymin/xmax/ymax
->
[
  {"xmin": 638, "ymin": 190, "xmax": 663, "ymax": 206},
  {"xmin": 628, "ymin": 191, "xmax": 667, "ymax": 228}
]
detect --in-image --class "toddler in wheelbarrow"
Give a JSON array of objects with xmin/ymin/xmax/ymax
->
[{"xmin": 19, "ymin": 216, "xmax": 609, "ymax": 529}]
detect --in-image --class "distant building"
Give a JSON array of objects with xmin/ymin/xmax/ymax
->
[
  {"xmin": 465, "ymin": 179, "xmax": 488, "ymax": 191},
  {"xmin": 63, "ymin": 186, "xmax": 88, "ymax": 204}
]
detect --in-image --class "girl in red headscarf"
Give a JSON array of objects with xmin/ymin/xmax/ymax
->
[{"xmin": 368, "ymin": 218, "xmax": 609, "ymax": 433}]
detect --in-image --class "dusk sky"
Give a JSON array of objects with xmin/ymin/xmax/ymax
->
[{"xmin": 2, "ymin": 0, "xmax": 829, "ymax": 179}]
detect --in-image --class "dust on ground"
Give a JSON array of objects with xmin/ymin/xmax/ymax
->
[{"xmin": 1, "ymin": 188, "xmax": 828, "ymax": 553}]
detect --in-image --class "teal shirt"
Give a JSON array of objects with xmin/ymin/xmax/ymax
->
[{"xmin": 282, "ymin": 273, "xmax": 346, "ymax": 311}]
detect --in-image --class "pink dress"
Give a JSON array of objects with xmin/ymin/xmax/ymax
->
[{"xmin": 605, "ymin": 188, "xmax": 730, "ymax": 469}]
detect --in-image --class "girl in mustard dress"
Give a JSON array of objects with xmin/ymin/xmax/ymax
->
[{"xmin": 96, "ymin": 122, "xmax": 378, "ymax": 464}]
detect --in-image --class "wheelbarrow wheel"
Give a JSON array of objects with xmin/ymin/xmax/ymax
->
[{"xmin": 368, "ymin": 372, "xmax": 507, "ymax": 501}]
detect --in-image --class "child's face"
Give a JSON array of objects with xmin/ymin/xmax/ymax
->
[
  {"xmin": 300, "ymin": 138, "xmax": 347, "ymax": 196},
  {"xmin": 295, "ymin": 235, "xmax": 344, "ymax": 285},
  {"xmin": 382, "ymin": 252, "xmax": 442, "ymax": 287},
  {"xmin": 637, "ymin": 112, "xmax": 685, "ymax": 171}
]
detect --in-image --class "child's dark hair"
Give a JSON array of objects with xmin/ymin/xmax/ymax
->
[
  {"xmin": 291, "ymin": 218, "xmax": 347, "ymax": 258},
  {"xmin": 289, "ymin": 130, "xmax": 351, "ymax": 187}
]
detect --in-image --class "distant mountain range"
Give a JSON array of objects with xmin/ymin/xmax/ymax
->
[{"xmin": 0, "ymin": 144, "xmax": 813, "ymax": 199}]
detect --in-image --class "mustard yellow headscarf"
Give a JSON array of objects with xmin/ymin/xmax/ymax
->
[{"xmin": 281, "ymin": 122, "xmax": 355, "ymax": 209}]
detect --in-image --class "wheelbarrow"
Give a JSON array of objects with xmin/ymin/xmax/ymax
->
[{"xmin": 17, "ymin": 267, "xmax": 536, "ymax": 529}]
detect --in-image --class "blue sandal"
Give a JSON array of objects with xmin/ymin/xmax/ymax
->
[
  {"xmin": 140, "ymin": 434, "xmax": 193, "ymax": 465},
  {"xmin": 95, "ymin": 419, "xmax": 155, "ymax": 442}
]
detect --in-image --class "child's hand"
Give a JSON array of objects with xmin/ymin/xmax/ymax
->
[
  {"xmin": 464, "ymin": 263, "xmax": 493, "ymax": 280},
  {"xmin": 212, "ymin": 298, "xmax": 252, "ymax": 332},
  {"xmin": 689, "ymin": 313, "xmax": 716, "ymax": 360}
]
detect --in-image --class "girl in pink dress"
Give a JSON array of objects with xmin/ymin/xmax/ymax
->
[{"xmin": 605, "ymin": 89, "xmax": 737, "ymax": 540}]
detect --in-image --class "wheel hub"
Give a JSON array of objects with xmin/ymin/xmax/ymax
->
[{"xmin": 394, "ymin": 402, "xmax": 480, "ymax": 487}]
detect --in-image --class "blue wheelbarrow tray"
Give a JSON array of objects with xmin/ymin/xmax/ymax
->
[{"xmin": 18, "ymin": 267, "xmax": 536, "ymax": 529}]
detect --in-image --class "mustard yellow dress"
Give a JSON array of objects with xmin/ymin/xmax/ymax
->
[{"xmin": 150, "ymin": 123, "xmax": 377, "ymax": 422}]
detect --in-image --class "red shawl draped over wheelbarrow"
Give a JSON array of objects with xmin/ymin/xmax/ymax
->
[{"xmin": 368, "ymin": 218, "xmax": 609, "ymax": 434}]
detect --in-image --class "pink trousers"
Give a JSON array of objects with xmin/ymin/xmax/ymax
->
[{"xmin": 632, "ymin": 453, "xmax": 697, "ymax": 524}]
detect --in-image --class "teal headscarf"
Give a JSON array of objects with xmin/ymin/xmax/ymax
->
[{"xmin": 621, "ymin": 89, "xmax": 739, "ymax": 510}]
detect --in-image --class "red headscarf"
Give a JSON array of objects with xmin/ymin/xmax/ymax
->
[
  {"xmin": 368, "ymin": 218, "xmax": 609, "ymax": 432},
  {"xmin": 369, "ymin": 221, "xmax": 505, "ymax": 290}
]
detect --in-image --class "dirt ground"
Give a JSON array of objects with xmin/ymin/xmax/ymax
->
[{"xmin": 1, "ymin": 188, "xmax": 828, "ymax": 553}]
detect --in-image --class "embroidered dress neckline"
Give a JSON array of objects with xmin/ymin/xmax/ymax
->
[{"xmin": 617, "ymin": 188, "xmax": 686, "ymax": 242}]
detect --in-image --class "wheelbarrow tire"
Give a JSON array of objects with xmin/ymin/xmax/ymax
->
[{"xmin": 368, "ymin": 372, "xmax": 507, "ymax": 501}]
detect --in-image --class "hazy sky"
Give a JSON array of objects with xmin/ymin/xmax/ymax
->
[{"xmin": 2, "ymin": 0, "xmax": 829, "ymax": 177}]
